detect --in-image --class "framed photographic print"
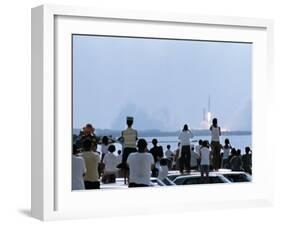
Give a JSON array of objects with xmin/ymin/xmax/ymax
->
[{"xmin": 31, "ymin": 4, "xmax": 274, "ymax": 221}]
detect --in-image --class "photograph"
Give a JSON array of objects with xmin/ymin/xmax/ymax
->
[{"xmin": 71, "ymin": 34, "xmax": 252, "ymax": 191}]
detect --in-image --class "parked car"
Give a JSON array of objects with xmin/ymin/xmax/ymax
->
[
  {"xmin": 173, "ymin": 173, "xmax": 231, "ymax": 185},
  {"xmin": 101, "ymin": 177, "xmax": 174, "ymax": 189},
  {"xmin": 217, "ymin": 171, "xmax": 252, "ymax": 182}
]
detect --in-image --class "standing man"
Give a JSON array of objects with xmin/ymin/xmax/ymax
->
[
  {"xmin": 121, "ymin": 116, "xmax": 138, "ymax": 184},
  {"xmin": 210, "ymin": 118, "xmax": 221, "ymax": 171}
]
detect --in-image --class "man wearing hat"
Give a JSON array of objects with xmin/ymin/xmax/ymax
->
[{"xmin": 121, "ymin": 116, "xmax": 138, "ymax": 183}]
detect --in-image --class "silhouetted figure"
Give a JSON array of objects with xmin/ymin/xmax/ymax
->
[
  {"xmin": 150, "ymin": 139, "xmax": 164, "ymax": 177},
  {"xmin": 242, "ymin": 147, "xmax": 252, "ymax": 174},
  {"xmin": 178, "ymin": 124, "xmax": 194, "ymax": 173},
  {"xmin": 230, "ymin": 149, "xmax": 242, "ymax": 171},
  {"xmin": 210, "ymin": 118, "xmax": 221, "ymax": 171}
]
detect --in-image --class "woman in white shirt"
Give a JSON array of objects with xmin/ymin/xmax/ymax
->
[
  {"xmin": 222, "ymin": 138, "xmax": 231, "ymax": 168},
  {"xmin": 210, "ymin": 118, "xmax": 221, "ymax": 171},
  {"xmin": 178, "ymin": 124, "xmax": 194, "ymax": 173}
]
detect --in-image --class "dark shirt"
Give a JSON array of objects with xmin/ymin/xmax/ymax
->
[
  {"xmin": 150, "ymin": 146, "xmax": 164, "ymax": 162},
  {"xmin": 230, "ymin": 156, "xmax": 242, "ymax": 171}
]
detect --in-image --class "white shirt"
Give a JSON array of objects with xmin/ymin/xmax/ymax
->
[
  {"xmin": 103, "ymin": 152, "xmax": 119, "ymax": 172},
  {"xmin": 165, "ymin": 149, "xmax": 174, "ymax": 159},
  {"xmin": 72, "ymin": 155, "xmax": 86, "ymax": 190},
  {"xmin": 211, "ymin": 126, "xmax": 220, "ymax": 142},
  {"xmin": 158, "ymin": 165, "xmax": 169, "ymax": 180},
  {"xmin": 222, "ymin": 147, "xmax": 231, "ymax": 159},
  {"xmin": 178, "ymin": 130, "xmax": 194, "ymax": 146},
  {"xmin": 127, "ymin": 152, "xmax": 154, "ymax": 185},
  {"xmin": 200, "ymin": 147, "xmax": 210, "ymax": 165},
  {"xmin": 101, "ymin": 144, "xmax": 108, "ymax": 154},
  {"xmin": 195, "ymin": 145, "xmax": 201, "ymax": 155},
  {"xmin": 117, "ymin": 154, "xmax": 122, "ymax": 164},
  {"xmin": 190, "ymin": 151, "xmax": 200, "ymax": 167}
]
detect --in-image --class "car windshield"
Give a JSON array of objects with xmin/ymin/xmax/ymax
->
[
  {"xmin": 223, "ymin": 174, "xmax": 251, "ymax": 182},
  {"xmin": 175, "ymin": 176, "xmax": 227, "ymax": 185}
]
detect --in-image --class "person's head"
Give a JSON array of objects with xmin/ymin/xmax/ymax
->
[
  {"xmin": 212, "ymin": 118, "xmax": 218, "ymax": 127},
  {"xmin": 102, "ymin": 136, "xmax": 109, "ymax": 145},
  {"xmin": 231, "ymin": 148, "xmax": 237, "ymax": 156},
  {"xmin": 167, "ymin": 144, "xmax": 171, "ymax": 150},
  {"xmin": 183, "ymin": 124, "xmax": 188, "ymax": 131},
  {"xmin": 245, "ymin": 146, "xmax": 251, "ymax": 154},
  {"xmin": 178, "ymin": 142, "xmax": 181, "ymax": 147},
  {"xmin": 199, "ymin": 139, "xmax": 203, "ymax": 145},
  {"xmin": 108, "ymin": 145, "xmax": 116, "ymax": 153},
  {"xmin": 237, "ymin": 149, "xmax": 241, "ymax": 156},
  {"xmin": 82, "ymin": 139, "xmax": 92, "ymax": 151},
  {"xmin": 202, "ymin": 140, "xmax": 208, "ymax": 148},
  {"xmin": 137, "ymin": 139, "xmax": 147, "ymax": 152},
  {"xmin": 126, "ymin": 116, "xmax": 134, "ymax": 128},
  {"xmin": 84, "ymin": 123, "xmax": 94, "ymax": 135},
  {"xmin": 160, "ymin": 158, "xmax": 168, "ymax": 166},
  {"xmin": 117, "ymin": 150, "xmax": 122, "ymax": 155},
  {"xmin": 224, "ymin": 138, "xmax": 230, "ymax": 146},
  {"xmin": 152, "ymin": 138, "xmax": 158, "ymax": 146},
  {"xmin": 72, "ymin": 144, "xmax": 79, "ymax": 155}
]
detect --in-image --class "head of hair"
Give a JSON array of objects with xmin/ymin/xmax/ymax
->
[
  {"xmin": 231, "ymin": 148, "xmax": 237, "ymax": 156},
  {"xmin": 178, "ymin": 142, "xmax": 181, "ymax": 147},
  {"xmin": 160, "ymin": 158, "xmax": 168, "ymax": 166},
  {"xmin": 245, "ymin": 146, "xmax": 251, "ymax": 154},
  {"xmin": 183, "ymin": 124, "xmax": 188, "ymax": 131},
  {"xmin": 199, "ymin": 139, "xmax": 203, "ymax": 145},
  {"xmin": 152, "ymin": 138, "xmax": 158, "ymax": 146},
  {"xmin": 212, "ymin": 118, "xmax": 218, "ymax": 126},
  {"xmin": 102, "ymin": 136, "xmax": 109, "ymax": 145},
  {"xmin": 202, "ymin": 140, "xmax": 208, "ymax": 147},
  {"xmin": 137, "ymin": 139, "xmax": 147, "ymax": 152},
  {"xmin": 117, "ymin": 150, "xmax": 122, "ymax": 155},
  {"xmin": 126, "ymin": 118, "xmax": 133, "ymax": 127},
  {"xmin": 82, "ymin": 139, "xmax": 92, "ymax": 151},
  {"xmin": 225, "ymin": 138, "xmax": 230, "ymax": 145},
  {"xmin": 108, "ymin": 145, "xmax": 116, "ymax": 153},
  {"xmin": 236, "ymin": 149, "xmax": 241, "ymax": 156},
  {"xmin": 167, "ymin": 144, "xmax": 171, "ymax": 149}
]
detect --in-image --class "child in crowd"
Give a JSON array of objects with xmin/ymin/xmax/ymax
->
[
  {"xmin": 102, "ymin": 145, "xmax": 119, "ymax": 183},
  {"xmin": 157, "ymin": 158, "xmax": 169, "ymax": 180},
  {"xmin": 165, "ymin": 145, "xmax": 174, "ymax": 169},
  {"xmin": 199, "ymin": 140, "xmax": 210, "ymax": 182},
  {"xmin": 222, "ymin": 138, "xmax": 231, "ymax": 168}
]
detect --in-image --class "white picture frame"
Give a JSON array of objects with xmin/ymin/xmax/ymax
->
[{"xmin": 31, "ymin": 4, "xmax": 274, "ymax": 221}]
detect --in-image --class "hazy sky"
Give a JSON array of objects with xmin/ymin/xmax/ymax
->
[{"xmin": 73, "ymin": 35, "xmax": 252, "ymax": 131}]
